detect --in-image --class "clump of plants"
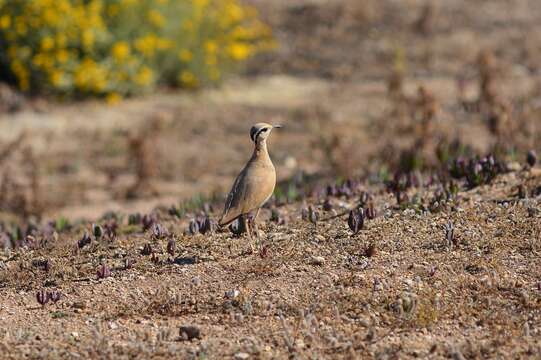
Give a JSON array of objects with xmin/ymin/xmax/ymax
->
[{"xmin": 0, "ymin": 0, "xmax": 274, "ymax": 99}]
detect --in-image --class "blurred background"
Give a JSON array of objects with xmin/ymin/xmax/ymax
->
[{"xmin": 0, "ymin": 0, "xmax": 539, "ymax": 221}]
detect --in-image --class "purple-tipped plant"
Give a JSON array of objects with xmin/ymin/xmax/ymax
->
[
  {"xmin": 301, "ymin": 206, "xmax": 309, "ymax": 221},
  {"xmin": 444, "ymin": 221, "xmax": 454, "ymax": 247},
  {"xmin": 97, "ymin": 264, "xmax": 111, "ymax": 279},
  {"xmin": 142, "ymin": 213, "xmax": 157, "ymax": 231},
  {"xmin": 152, "ymin": 223, "xmax": 169, "ymax": 239},
  {"xmin": 326, "ymin": 184, "xmax": 338, "ymax": 197},
  {"xmin": 323, "ymin": 198, "xmax": 333, "ymax": 211},
  {"xmin": 36, "ymin": 290, "xmax": 49, "ymax": 306},
  {"xmin": 167, "ymin": 238, "xmax": 176, "ymax": 257},
  {"xmin": 517, "ymin": 185, "xmax": 527, "ymax": 199},
  {"xmin": 359, "ymin": 191, "xmax": 370, "ymax": 207},
  {"xmin": 141, "ymin": 243, "xmax": 153, "ymax": 256},
  {"xmin": 92, "ymin": 224, "xmax": 103, "ymax": 239},
  {"xmin": 78, "ymin": 232, "xmax": 92, "ymax": 249},
  {"xmin": 48, "ymin": 291, "xmax": 61, "ymax": 303},
  {"xmin": 103, "ymin": 220, "xmax": 118, "ymax": 240},
  {"xmin": 348, "ymin": 208, "xmax": 364, "ymax": 235},
  {"xmin": 364, "ymin": 205, "xmax": 376, "ymax": 220},
  {"xmin": 124, "ymin": 258, "xmax": 135, "ymax": 270},
  {"xmin": 188, "ymin": 219, "xmax": 200, "ymax": 235},
  {"xmin": 199, "ymin": 216, "xmax": 216, "ymax": 234},
  {"xmin": 308, "ymin": 205, "xmax": 319, "ymax": 226},
  {"xmin": 270, "ymin": 208, "xmax": 286, "ymax": 225},
  {"xmin": 527, "ymin": 150, "xmax": 537, "ymax": 167}
]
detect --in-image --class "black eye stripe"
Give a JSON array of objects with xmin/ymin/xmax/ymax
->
[{"xmin": 252, "ymin": 127, "xmax": 270, "ymax": 142}]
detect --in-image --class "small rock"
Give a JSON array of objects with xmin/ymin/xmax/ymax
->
[
  {"xmin": 507, "ymin": 162, "xmax": 521, "ymax": 172},
  {"xmin": 234, "ymin": 352, "xmax": 250, "ymax": 360},
  {"xmin": 225, "ymin": 289, "xmax": 240, "ymax": 299},
  {"xmin": 310, "ymin": 256, "xmax": 325, "ymax": 266},
  {"xmin": 179, "ymin": 325, "xmax": 201, "ymax": 341}
]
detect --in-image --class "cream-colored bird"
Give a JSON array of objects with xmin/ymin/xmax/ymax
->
[{"xmin": 219, "ymin": 122, "xmax": 281, "ymax": 251}]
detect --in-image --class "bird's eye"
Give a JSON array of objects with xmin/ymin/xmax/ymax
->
[{"xmin": 261, "ymin": 128, "xmax": 268, "ymax": 132}]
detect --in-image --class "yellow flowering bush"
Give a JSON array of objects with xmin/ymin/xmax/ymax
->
[{"xmin": 0, "ymin": 0, "xmax": 273, "ymax": 99}]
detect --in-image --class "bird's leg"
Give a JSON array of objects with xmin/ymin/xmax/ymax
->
[
  {"xmin": 243, "ymin": 215, "xmax": 255, "ymax": 253},
  {"xmin": 252, "ymin": 208, "xmax": 261, "ymax": 237}
]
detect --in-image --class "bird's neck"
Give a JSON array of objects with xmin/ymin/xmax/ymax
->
[{"xmin": 252, "ymin": 140, "xmax": 271, "ymax": 162}]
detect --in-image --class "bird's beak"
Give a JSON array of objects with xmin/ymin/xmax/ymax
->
[{"xmin": 273, "ymin": 124, "xmax": 283, "ymax": 129}]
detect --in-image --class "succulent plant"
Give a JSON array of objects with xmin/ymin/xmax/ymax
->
[
  {"xmin": 229, "ymin": 217, "xmax": 246, "ymax": 236},
  {"xmin": 348, "ymin": 208, "xmax": 364, "ymax": 235},
  {"xmin": 36, "ymin": 290, "xmax": 49, "ymax": 306},
  {"xmin": 141, "ymin": 243, "xmax": 153, "ymax": 256},
  {"xmin": 301, "ymin": 206, "xmax": 309, "ymax": 221},
  {"xmin": 308, "ymin": 205, "xmax": 319, "ymax": 226},
  {"xmin": 92, "ymin": 224, "xmax": 103, "ymax": 239},
  {"xmin": 198, "ymin": 216, "xmax": 216, "ymax": 234},
  {"xmin": 323, "ymin": 198, "xmax": 333, "ymax": 211},
  {"xmin": 142, "ymin": 213, "xmax": 157, "ymax": 231},
  {"xmin": 517, "ymin": 185, "xmax": 527, "ymax": 199},
  {"xmin": 48, "ymin": 291, "xmax": 62, "ymax": 303},
  {"xmin": 152, "ymin": 223, "xmax": 169, "ymax": 239},
  {"xmin": 270, "ymin": 208, "xmax": 286, "ymax": 225},
  {"xmin": 97, "ymin": 264, "xmax": 111, "ymax": 279},
  {"xmin": 188, "ymin": 219, "xmax": 200, "ymax": 235},
  {"xmin": 77, "ymin": 232, "xmax": 92, "ymax": 249},
  {"xmin": 167, "ymin": 238, "xmax": 176, "ymax": 257},
  {"xmin": 128, "ymin": 213, "xmax": 143, "ymax": 225},
  {"xmin": 444, "ymin": 221, "xmax": 454, "ymax": 247},
  {"xmin": 364, "ymin": 205, "xmax": 376, "ymax": 220},
  {"xmin": 527, "ymin": 150, "xmax": 537, "ymax": 167},
  {"xmin": 359, "ymin": 191, "xmax": 370, "ymax": 207},
  {"xmin": 103, "ymin": 220, "xmax": 118, "ymax": 240}
]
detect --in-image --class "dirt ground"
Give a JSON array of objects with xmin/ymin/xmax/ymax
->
[{"xmin": 0, "ymin": 0, "xmax": 540, "ymax": 358}]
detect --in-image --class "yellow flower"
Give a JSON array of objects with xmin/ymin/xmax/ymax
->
[
  {"xmin": 178, "ymin": 49, "xmax": 193, "ymax": 62},
  {"xmin": 49, "ymin": 70, "xmax": 63, "ymax": 86},
  {"xmin": 205, "ymin": 40, "xmax": 218, "ymax": 54},
  {"xmin": 228, "ymin": 43, "xmax": 251, "ymax": 61},
  {"xmin": 82, "ymin": 29, "xmax": 94, "ymax": 50},
  {"xmin": 134, "ymin": 66, "xmax": 153, "ymax": 86},
  {"xmin": 56, "ymin": 33, "xmax": 67, "ymax": 47},
  {"xmin": 56, "ymin": 49, "xmax": 69, "ymax": 63},
  {"xmin": 134, "ymin": 34, "xmax": 157, "ymax": 57},
  {"xmin": 0, "ymin": 15, "xmax": 10, "ymax": 29},
  {"xmin": 112, "ymin": 41, "xmax": 130, "ymax": 61},
  {"xmin": 179, "ymin": 70, "xmax": 198, "ymax": 88},
  {"xmin": 148, "ymin": 10, "xmax": 165, "ymax": 28},
  {"xmin": 106, "ymin": 92, "xmax": 122, "ymax": 105},
  {"xmin": 41, "ymin": 36, "xmax": 54, "ymax": 51},
  {"xmin": 225, "ymin": 3, "xmax": 244, "ymax": 22},
  {"xmin": 15, "ymin": 17, "xmax": 27, "ymax": 35}
]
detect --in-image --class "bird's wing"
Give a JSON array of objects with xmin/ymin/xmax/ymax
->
[{"xmin": 219, "ymin": 168, "xmax": 249, "ymax": 226}]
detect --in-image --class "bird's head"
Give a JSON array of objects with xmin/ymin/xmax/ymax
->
[{"xmin": 250, "ymin": 122, "xmax": 282, "ymax": 144}]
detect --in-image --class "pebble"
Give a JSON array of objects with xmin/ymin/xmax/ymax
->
[
  {"xmin": 225, "ymin": 289, "xmax": 240, "ymax": 299},
  {"xmin": 310, "ymin": 256, "xmax": 325, "ymax": 266},
  {"xmin": 234, "ymin": 352, "xmax": 250, "ymax": 360},
  {"xmin": 179, "ymin": 325, "xmax": 201, "ymax": 341}
]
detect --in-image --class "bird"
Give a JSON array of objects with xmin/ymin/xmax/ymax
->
[{"xmin": 219, "ymin": 122, "xmax": 282, "ymax": 251}]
